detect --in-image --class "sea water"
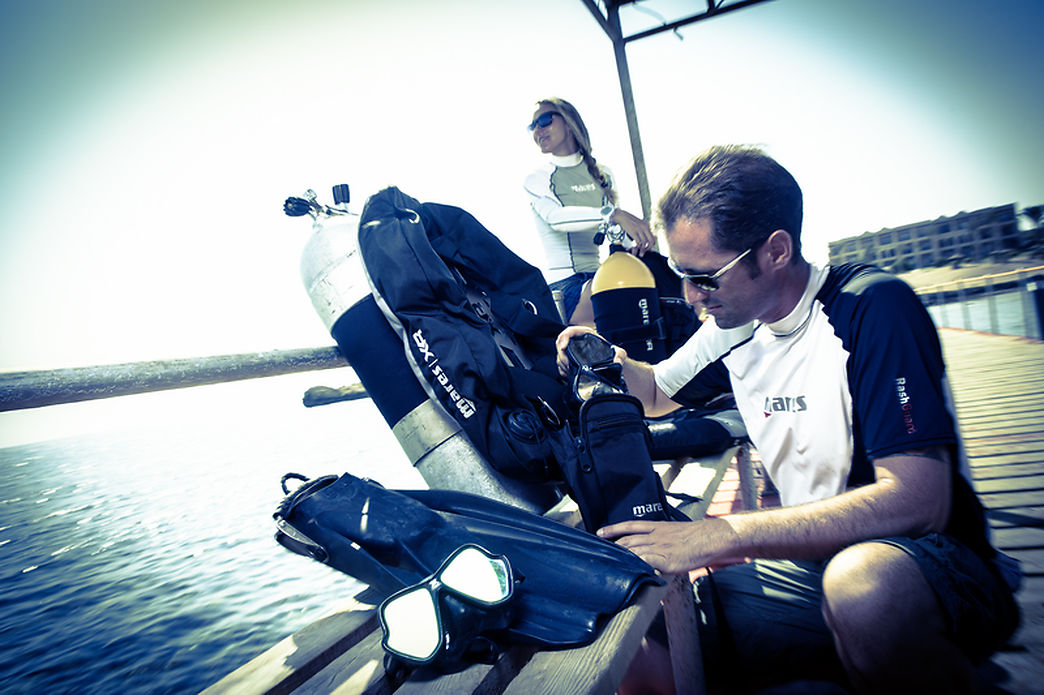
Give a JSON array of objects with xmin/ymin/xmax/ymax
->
[{"xmin": 0, "ymin": 371, "xmax": 424, "ymax": 694}]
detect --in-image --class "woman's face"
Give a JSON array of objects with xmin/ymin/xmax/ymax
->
[{"xmin": 530, "ymin": 104, "xmax": 577, "ymax": 157}]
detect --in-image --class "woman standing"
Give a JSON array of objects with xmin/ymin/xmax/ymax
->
[{"xmin": 523, "ymin": 97, "xmax": 656, "ymax": 325}]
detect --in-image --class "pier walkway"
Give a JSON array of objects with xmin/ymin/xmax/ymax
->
[{"xmin": 936, "ymin": 328, "xmax": 1044, "ymax": 693}]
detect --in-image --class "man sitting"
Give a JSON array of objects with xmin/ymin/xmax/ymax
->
[{"xmin": 556, "ymin": 145, "xmax": 1019, "ymax": 694}]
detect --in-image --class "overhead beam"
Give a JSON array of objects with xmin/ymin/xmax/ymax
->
[
  {"xmin": 621, "ymin": 0, "xmax": 775, "ymax": 44},
  {"xmin": 580, "ymin": 0, "xmax": 775, "ymax": 218}
]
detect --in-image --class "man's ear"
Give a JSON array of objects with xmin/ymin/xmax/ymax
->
[{"xmin": 763, "ymin": 229, "xmax": 793, "ymax": 269}]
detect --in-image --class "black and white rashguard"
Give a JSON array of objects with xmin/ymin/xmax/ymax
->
[{"xmin": 655, "ymin": 263, "xmax": 990, "ymax": 555}]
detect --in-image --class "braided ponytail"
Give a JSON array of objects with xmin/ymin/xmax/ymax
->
[{"xmin": 581, "ymin": 151, "xmax": 616, "ymax": 206}]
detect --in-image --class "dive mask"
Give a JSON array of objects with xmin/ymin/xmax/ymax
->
[
  {"xmin": 378, "ymin": 544, "xmax": 515, "ymax": 669},
  {"xmin": 566, "ymin": 332, "xmax": 627, "ymax": 403}
]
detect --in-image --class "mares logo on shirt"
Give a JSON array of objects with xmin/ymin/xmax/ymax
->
[
  {"xmin": 763, "ymin": 395, "xmax": 807, "ymax": 417},
  {"xmin": 895, "ymin": 377, "xmax": 917, "ymax": 434}
]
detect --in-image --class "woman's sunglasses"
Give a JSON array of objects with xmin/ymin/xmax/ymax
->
[
  {"xmin": 667, "ymin": 247, "xmax": 752, "ymax": 293},
  {"xmin": 527, "ymin": 112, "xmax": 559, "ymax": 131}
]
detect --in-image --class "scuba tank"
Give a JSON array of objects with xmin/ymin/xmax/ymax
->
[
  {"xmin": 286, "ymin": 185, "xmax": 560, "ymax": 514},
  {"xmin": 589, "ymin": 207, "xmax": 666, "ymax": 363}
]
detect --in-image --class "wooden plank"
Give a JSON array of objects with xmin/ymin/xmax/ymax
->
[
  {"xmin": 1005, "ymin": 548, "xmax": 1044, "ymax": 576},
  {"xmin": 961, "ymin": 424, "xmax": 1044, "ymax": 440},
  {"xmin": 396, "ymin": 661, "xmax": 497, "ymax": 695},
  {"xmin": 965, "ymin": 442, "xmax": 1044, "ymax": 458},
  {"xmin": 992, "ymin": 526, "xmax": 1044, "ymax": 550},
  {"xmin": 500, "ymin": 582, "xmax": 669, "ymax": 695},
  {"xmin": 960, "ymin": 411, "xmax": 1044, "ymax": 425},
  {"xmin": 956, "ymin": 392, "xmax": 1041, "ymax": 403},
  {"xmin": 979, "ymin": 491, "xmax": 1044, "ymax": 510},
  {"xmin": 962, "ymin": 432, "xmax": 1044, "ymax": 446},
  {"xmin": 292, "ymin": 628, "xmax": 389, "ymax": 695},
  {"xmin": 972, "ymin": 463, "xmax": 1044, "ymax": 479},
  {"xmin": 954, "ymin": 367, "xmax": 1044, "ymax": 378},
  {"xmin": 973, "ymin": 459, "xmax": 1044, "ymax": 475},
  {"xmin": 962, "ymin": 421, "xmax": 1044, "ymax": 435},
  {"xmin": 989, "ymin": 507, "xmax": 1044, "ymax": 529},
  {"xmin": 962, "ymin": 423, "xmax": 1044, "ymax": 438},
  {"xmin": 959, "ymin": 403, "xmax": 1044, "ymax": 417},
  {"xmin": 963, "ymin": 427, "xmax": 1043, "ymax": 443},
  {"xmin": 734, "ymin": 444, "xmax": 758, "ymax": 512},
  {"xmin": 286, "ymin": 614, "xmax": 536, "ymax": 695},
  {"xmin": 662, "ymin": 575, "xmax": 704, "ymax": 695},
  {"xmin": 972, "ymin": 474, "xmax": 1044, "ymax": 494},
  {"xmin": 395, "ymin": 647, "xmax": 536, "ymax": 695},
  {"xmin": 201, "ymin": 598, "xmax": 380, "ymax": 695},
  {"xmin": 953, "ymin": 369, "xmax": 1044, "ymax": 381},
  {"xmin": 956, "ymin": 399, "xmax": 1044, "ymax": 418}
]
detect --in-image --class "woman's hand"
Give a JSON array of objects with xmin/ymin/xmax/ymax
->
[{"xmin": 612, "ymin": 209, "xmax": 656, "ymax": 256}]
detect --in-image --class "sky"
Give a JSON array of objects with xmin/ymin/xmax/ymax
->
[{"xmin": 1, "ymin": 0, "xmax": 1042, "ymax": 374}]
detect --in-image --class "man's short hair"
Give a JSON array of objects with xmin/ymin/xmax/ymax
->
[{"xmin": 657, "ymin": 145, "xmax": 804, "ymax": 260}]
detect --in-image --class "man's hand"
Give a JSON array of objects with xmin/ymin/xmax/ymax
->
[
  {"xmin": 555, "ymin": 326, "xmax": 626, "ymax": 378},
  {"xmin": 597, "ymin": 517, "xmax": 747, "ymax": 574},
  {"xmin": 598, "ymin": 449, "xmax": 954, "ymax": 574}
]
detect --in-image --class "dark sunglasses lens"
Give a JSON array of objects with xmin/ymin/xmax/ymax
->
[
  {"xmin": 693, "ymin": 275, "xmax": 718, "ymax": 290},
  {"xmin": 670, "ymin": 262, "xmax": 711, "ymax": 290},
  {"xmin": 528, "ymin": 112, "xmax": 554, "ymax": 131},
  {"xmin": 686, "ymin": 275, "xmax": 717, "ymax": 292}
]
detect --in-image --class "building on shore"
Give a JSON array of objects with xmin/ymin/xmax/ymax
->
[{"xmin": 827, "ymin": 203, "xmax": 1041, "ymax": 272}]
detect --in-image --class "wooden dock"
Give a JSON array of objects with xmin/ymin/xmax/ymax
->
[
  {"xmin": 932, "ymin": 328, "xmax": 1044, "ymax": 693},
  {"xmin": 205, "ymin": 327, "xmax": 1042, "ymax": 694}
]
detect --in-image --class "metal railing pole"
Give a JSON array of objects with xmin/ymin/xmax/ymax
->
[
  {"xmin": 0, "ymin": 346, "xmax": 348, "ymax": 412},
  {"xmin": 1016, "ymin": 270, "xmax": 1044, "ymax": 339},
  {"xmin": 986, "ymin": 276, "xmax": 999, "ymax": 335},
  {"xmin": 958, "ymin": 281, "xmax": 971, "ymax": 330}
]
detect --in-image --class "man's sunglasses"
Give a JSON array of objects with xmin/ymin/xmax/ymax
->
[
  {"xmin": 527, "ymin": 112, "xmax": 559, "ymax": 131},
  {"xmin": 667, "ymin": 247, "xmax": 752, "ymax": 293}
]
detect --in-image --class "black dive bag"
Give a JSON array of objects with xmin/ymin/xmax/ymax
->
[
  {"xmin": 558, "ymin": 392, "xmax": 686, "ymax": 532},
  {"xmin": 357, "ymin": 187, "xmax": 571, "ymax": 483},
  {"xmin": 352, "ymin": 187, "xmax": 736, "ymax": 531},
  {"xmin": 273, "ymin": 473, "xmax": 662, "ymax": 653},
  {"xmin": 558, "ymin": 333, "xmax": 690, "ymax": 532}
]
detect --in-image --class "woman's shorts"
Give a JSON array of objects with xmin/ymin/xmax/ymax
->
[{"xmin": 549, "ymin": 272, "xmax": 595, "ymax": 322}]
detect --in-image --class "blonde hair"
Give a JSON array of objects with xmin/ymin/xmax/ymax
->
[{"xmin": 536, "ymin": 97, "xmax": 616, "ymax": 205}]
